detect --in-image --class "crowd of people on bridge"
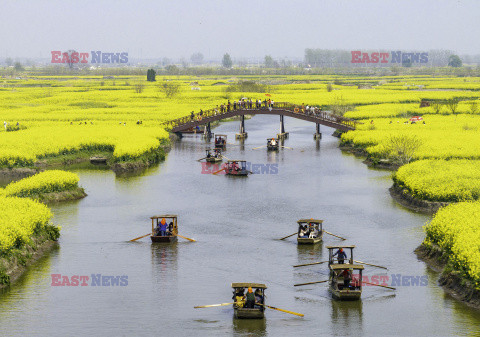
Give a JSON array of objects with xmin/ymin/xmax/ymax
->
[{"xmin": 169, "ymin": 99, "xmax": 355, "ymax": 129}]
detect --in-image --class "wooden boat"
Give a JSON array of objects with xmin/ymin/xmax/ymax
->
[
  {"xmin": 225, "ymin": 160, "xmax": 249, "ymax": 176},
  {"xmin": 266, "ymin": 138, "xmax": 279, "ymax": 151},
  {"xmin": 205, "ymin": 148, "xmax": 222, "ymax": 163},
  {"xmin": 329, "ymin": 264, "xmax": 364, "ymax": 301},
  {"xmin": 90, "ymin": 156, "xmax": 107, "ymax": 164},
  {"xmin": 325, "ymin": 245, "xmax": 363, "ymax": 300},
  {"xmin": 214, "ymin": 134, "xmax": 227, "ymax": 149},
  {"xmin": 150, "ymin": 214, "xmax": 178, "ymax": 243},
  {"xmin": 232, "ymin": 283, "xmax": 266, "ymax": 319},
  {"xmin": 297, "ymin": 219, "xmax": 323, "ymax": 244}
]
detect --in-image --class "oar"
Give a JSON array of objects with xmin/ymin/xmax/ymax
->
[
  {"xmin": 194, "ymin": 302, "xmax": 234, "ymax": 308},
  {"xmin": 293, "ymin": 261, "xmax": 328, "ymax": 268},
  {"xmin": 221, "ymin": 155, "xmax": 231, "ymax": 161},
  {"xmin": 323, "ymin": 230, "xmax": 346, "ymax": 240},
  {"xmin": 279, "ymin": 232, "xmax": 297, "ymax": 240},
  {"xmin": 279, "ymin": 145, "xmax": 293, "ymax": 150},
  {"xmin": 174, "ymin": 233, "xmax": 196, "ymax": 242},
  {"xmin": 197, "ymin": 157, "xmax": 207, "ymax": 162},
  {"xmin": 354, "ymin": 260, "xmax": 388, "ymax": 270},
  {"xmin": 212, "ymin": 167, "xmax": 226, "ymax": 175},
  {"xmin": 255, "ymin": 303, "xmax": 304, "ymax": 317},
  {"xmin": 294, "ymin": 280, "xmax": 328, "ymax": 287},
  {"xmin": 252, "ymin": 145, "xmax": 267, "ymax": 150},
  {"xmin": 363, "ymin": 281, "xmax": 396, "ymax": 290},
  {"xmin": 130, "ymin": 233, "xmax": 151, "ymax": 242}
]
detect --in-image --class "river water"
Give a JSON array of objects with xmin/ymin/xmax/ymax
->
[{"xmin": 1, "ymin": 116, "xmax": 480, "ymax": 337}]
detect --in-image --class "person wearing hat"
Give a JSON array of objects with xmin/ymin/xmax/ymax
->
[
  {"xmin": 157, "ymin": 218, "xmax": 168, "ymax": 236},
  {"xmin": 245, "ymin": 287, "xmax": 255, "ymax": 309},
  {"xmin": 333, "ymin": 248, "xmax": 347, "ymax": 264}
]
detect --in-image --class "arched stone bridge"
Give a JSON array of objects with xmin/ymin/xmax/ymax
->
[{"xmin": 162, "ymin": 102, "xmax": 358, "ymax": 137}]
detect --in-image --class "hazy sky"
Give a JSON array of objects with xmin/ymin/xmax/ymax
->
[{"xmin": 1, "ymin": 0, "xmax": 479, "ymax": 60}]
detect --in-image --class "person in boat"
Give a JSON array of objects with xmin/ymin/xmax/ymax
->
[
  {"xmin": 167, "ymin": 221, "xmax": 174, "ymax": 236},
  {"xmin": 157, "ymin": 218, "xmax": 167, "ymax": 236},
  {"xmin": 233, "ymin": 289, "xmax": 245, "ymax": 307},
  {"xmin": 308, "ymin": 222, "xmax": 317, "ymax": 238},
  {"xmin": 270, "ymin": 138, "xmax": 276, "ymax": 146},
  {"xmin": 342, "ymin": 268, "xmax": 352, "ymax": 289},
  {"xmin": 206, "ymin": 151, "xmax": 211, "ymax": 158},
  {"xmin": 245, "ymin": 287, "xmax": 255, "ymax": 308},
  {"xmin": 299, "ymin": 226, "xmax": 308, "ymax": 238},
  {"xmin": 333, "ymin": 248, "xmax": 347, "ymax": 264},
  {"xmin": 254, "ymin": 288, "xmax": 264, "ymax": 308}
]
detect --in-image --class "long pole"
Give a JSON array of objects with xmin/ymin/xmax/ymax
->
[
  {"xmin": 354, "ymin": 260, "xmax": 388, "ymax": 270},
  {"xmin": 294, "ymin": 280, "xmax": 328, "ymax": 287},
  {"xmin": 279, "ymin": 232, "xmax": 297, "ymax": 240},
  {"xmin": 293, "ymin": 261, "xmax": 328, "ymax": 268},
  {"xmin": 130, "ymin": 233, "xmax": 151, "ymax": 242},
  {"xmin": 323, "ymin": 231, "xmax": 346, "ymax": 240},
  {"xmin": 256, "ymin": 303, "xmax": 304, "ymax": 317},
  {"xmin": 363, "ymin": 281, "xmax": 396, "ymax": 290}
]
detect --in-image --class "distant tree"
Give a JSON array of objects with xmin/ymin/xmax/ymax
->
[
  {"xmin": 165, "ymin": 65, "xmax": 179, "ymax": 75},
  {"xmin": 222, "ymin": 53, "xmax": 232, "ymax": 68},
  {"xmin": 430, "ymin": 101, "xmax": 444, "ymax": 114},
  {"xmin": 468, "ymin": 100, "xmax": 478, "ymax": 114},
  {"xmin": 64, "ymin": 50, "xmax": 77, "ymax": 69},
  {"xmin": 264, "ymin": 55, "xmax": 275, "ymax": 68},
  {"xmin": 326, "ymin": 83, "xmax": 333, "ymax": 92},
  {"xmin": 5, "ymin": 57, "xmax": 13, "ymax": 67},
  {"xmin": 14, "ymin": 62, "xmax": 24, "ymax": 71},
  {"xmin": 158, "ymin": 81, "xmax": 180, "ymax": 99},
  {"xmin": 161, "ymin": 57, "xmax": 171, "ymax": 66},
  {"xmin": 134, "ymin": 82, "xmax": 145, "ymax": 93},
  {"xmin": 448, "ymin": 55, "xmax": 462, "ymax": 67},
  {"xmin": 190, "ymin": 52, "xmax": 204, "ymax": 65},
  {"xmin": 402, "ymin": 59, "xmax": 412, "ymax": 67},
  {"xmin": 445, "ymin": 97, "xmax": 460, "ymax": 114},
  {"xmin": 147, "ymin": 68, "xmax": 156, "ymax": 81}
]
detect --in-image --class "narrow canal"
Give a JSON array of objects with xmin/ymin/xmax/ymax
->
[{"xmin": 1, "ymin": 116, "xmax": 479, "ymax": 336}]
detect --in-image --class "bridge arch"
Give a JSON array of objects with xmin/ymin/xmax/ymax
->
[{"xmin": 162, "ymin": 102, "xmax": 358, "ymax": 135}]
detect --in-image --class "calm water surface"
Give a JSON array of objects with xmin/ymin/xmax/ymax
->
[{"xmin": 1, "ymin": 116, "xmax": 480, "ymax": 337}]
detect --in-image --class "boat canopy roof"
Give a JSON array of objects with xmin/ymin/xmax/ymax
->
[
  {"xmin": 330, "ymin": 264, "xmax": 364, "ymax": 270},
  {"xmin": 227, "ymin": 160, "xmax": 247, "ymax": 163},
  {"xmin": 231, "ymin": 283, "xmax": 267, "ymax": 289},
  {"xmin": 326, "ymin": 245, "xmax": 355, "ymax": 249},
  {"xmin": 297, "ymin": 219, "xmax": 323, "ymax": 224},
  {"xmin": 150, "ymin": 215, "xmax": 177, "ymax": 219},
  {"xmin": 215, "ymin": 134, "xmax": 227, "ymax": 137}
]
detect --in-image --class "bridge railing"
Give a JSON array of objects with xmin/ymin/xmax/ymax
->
[{"xmin": 162, "ymin": 102, "xmax": 358, "ymax": 130}]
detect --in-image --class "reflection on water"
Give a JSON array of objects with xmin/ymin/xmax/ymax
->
[
  {"xmin": 296, "ymin": 242, "xmax": 325, "ymax": 262},
  {"xmin": 233, "ymin": 317, "xmax": 267, "ymax": 336},
  {"xmin": 151, "ymin": 242, "xmax": 178, "ymax": 277},
  {"xmin": 330, "ymin": 300, "xmax": 363, "ymax": 336},
  {"xmin": 0, "ymin": 244, "xmax": 59, "ymax": 299}
]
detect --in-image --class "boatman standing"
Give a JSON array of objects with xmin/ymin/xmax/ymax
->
[{"xmin": 333, "ymin": 248, "xmax": 348, "ymax": 264}]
